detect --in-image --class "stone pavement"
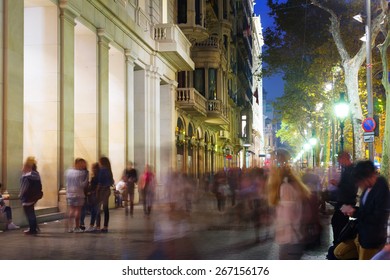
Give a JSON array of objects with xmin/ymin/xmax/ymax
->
[{"xmin": 0, "ymin": 199, "xmax": 332, "ymax": 260}]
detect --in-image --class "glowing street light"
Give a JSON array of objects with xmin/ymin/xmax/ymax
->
[{"xmin": 334, "ymin": 92, "xmax": 349, "ymax": 153}]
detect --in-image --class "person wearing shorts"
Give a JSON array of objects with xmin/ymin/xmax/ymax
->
[{"xmin": 65, "ymin": 158, "xmax": 89, "ymax": 233}]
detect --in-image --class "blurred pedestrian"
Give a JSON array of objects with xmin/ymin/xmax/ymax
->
[
  {"xmin": 65, "ymin": 158, "xmax": 89, "ymax": 233},
  {"xmin": 84, "ymin": 162, "xmax": 99, "ymax": 232},
  {"xmin": 115, "ymin": 176, "xmax": 126, "ymax": 208},
  {"xmin": 334, "ymin": 160, "xmax": 390, "ymax": 260},
  {"xmin": 249, "ymin": 167, "xmax": 268, "ymax": 243},
  {"xmin": 267, "ymin": 149, "xmax": 312, "ymax": 259},
  {"xmin": 212, "ymin": 170, "xmax": 229, "ymax": 212},
  {"xmin": 139, "ymin": 165, "xmax": 156, "ymax": 216},
  {"xmin": 78, "ymin": 159, "xmax": 90, "ymax": 231},
  {"xmin": 227, "ymin": 167, "xmax": 241, "ymax": 206},
  {"xmin": 301, "ymin": 168, "xmax": 323, "ymax": 249},
  {"xmin": 149, "ymin": 170, "xmax": 198, "ymax": 259},
  {"xmin": 123, "ymin": 161, "xmax": 138, "ymax": 216},
  {"xmin": 19, "ymin": 156, "xmax": 43, "ymax": 235},
  {"xmin": 96, "ymin": 156, "xmax": 114, "ymax": 232}
]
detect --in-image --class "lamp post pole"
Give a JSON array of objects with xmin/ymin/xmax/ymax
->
[
  {"xmin": 340, "ymin": 119, "xmax": 345, "ymax": 153},
  {"xmin": 335, "ymin": 92, "xmax": 349, "ymax": 156},
  {"xmin": 366, "ymin": 0, "xmax": 374, "ymax": 161}
]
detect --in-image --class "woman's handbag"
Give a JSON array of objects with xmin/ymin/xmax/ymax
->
[{"xmin": 337, "ymin": 217, "xmax": 358, "ymax": 243}]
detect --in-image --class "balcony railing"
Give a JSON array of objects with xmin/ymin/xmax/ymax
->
[
  {"xmin": 194, "ymin": 35, "xmax": 219, "ymax": 49},
  {"xmin": 207, "ymin": 100, "xmax": 229, "ymax": 124},
  {"xmin": 153, "ymin": 24, "xmax": 194, "ymax": 71},
  {"xmin": 176, "ymin": 88, "xmax": 207, "ymax": 117}
]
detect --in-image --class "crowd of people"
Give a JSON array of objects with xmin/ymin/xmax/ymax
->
[
  {"xmin": 1, "ymin": 149, "xmax": 389, "ymax": 260},
  {"xmin": 0, "ymin": 155, "xmax": 153, "ymax": 234},
  {"xmin": 208, "ymin": 149, "xmax": 389, "ymax": 260}
]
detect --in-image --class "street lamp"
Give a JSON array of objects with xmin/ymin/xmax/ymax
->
[
  {"xmin": 309, "ymin": 135, "xmax": 317, "ymax": 168},
  {"xmin": 334, "ymin": 92, "xmax": 349, "ymax": 153}
]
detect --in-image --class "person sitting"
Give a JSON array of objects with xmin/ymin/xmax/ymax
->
[
  {"xmin": 115, "ymin": 176, "xmax": 127, "ymax": 208},
  {"xmin": 0, "ymin": 194, "xmax": 20, "ymax": 230}
]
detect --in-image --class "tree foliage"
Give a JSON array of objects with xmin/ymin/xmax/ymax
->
[{"xmin": 263, "ymin": 0, "xmax": 389, "ymax": 163}]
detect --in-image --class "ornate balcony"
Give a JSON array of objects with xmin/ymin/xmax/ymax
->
[
  {"xmin": 153, "ymin": 24, "xmax": 194, "ymax": 71},
  {"xmin": 192, "ymin": 35, "xmax": 221, "ymax": 65},
  {"xmin": 176, "ymin": 88, "xmax": 207, "ymax": 117},
  {"xmin": 206, "ymin": 100, "xmax": 229, "ymax": 125}
]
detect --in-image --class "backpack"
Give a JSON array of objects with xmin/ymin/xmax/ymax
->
[{"xmin": 26, "ymin": 178, "xmax": 43, "ymax": 202}]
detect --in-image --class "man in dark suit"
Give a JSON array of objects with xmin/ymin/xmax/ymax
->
[
  {"xmin": 327, "ymin": 152, "xmax": 357, "ymax": 259},
  {"xmin": 334, "ymin": 160, "xmax": 390, "ymax": 260}
]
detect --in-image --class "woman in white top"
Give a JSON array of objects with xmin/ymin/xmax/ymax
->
[
  {"xmin": 66, "ymin": 158, "xmax": 89, "ymax": 233},
  {"xmin": 267, "ymin": 149, "xmax": 311, "ymax": 259}
]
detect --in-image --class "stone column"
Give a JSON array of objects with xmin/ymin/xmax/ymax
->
[
  {"xmin": 97, "ymin": 29, "xmax": 111, "ymax": 157},
  {"xmin": 150, "ymin": 67, "xmax": 161, "ymax": 178},
  {"xmin": 58, "ymin": 4, "xmax": 78, "ymax": 212},
  {"xmin": 124, "ymin": 50, "xmax": 136, "ymax": 164},
  {"xmin": 134, "ymin": 68, "xmax": 147, "ymax": 175},
  {"xmin": 159, "ymin": 81, "xmax": 177, "ymax": 180},
  {"xmin": 1, "ymin": 1, "xmax": 24, "ymax": 220},
  {"xmin": 97, "ymin": 29, "xmax": 114, "ymax": 207}
]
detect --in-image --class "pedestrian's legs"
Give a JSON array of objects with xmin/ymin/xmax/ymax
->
[
  {"xmin": 358, "ymin": 243, "xmax": 382, "ymax": 260},
  {"xmin": 146, "ymin": 190, "xmax": 153, "ymax": 215},
  {"xmin": 96, "ymin": 201, "xmax": 102, "ymax": 229},
  {"xmin": 331, "ymin": 209, "xmax": 349, "ymax": 245},
  {"xmin": 102, "ymin": 189, "xmax": 110, "ymax": 228},
  {"xmin": 4, "ymin": 206, "xmax": 12, "ymax": 221},
  {"xmin": 67, "ymin": 205, "xmax": 76, "ymax": 231},
  {"xmin": 103, "ymin": 201, "xmax": 109, "ymax": 227},
  {"xmin": 122, "ymin": 189, "xmax": 129, "ymax": 214},
  {"xmin": 89, "ymin": 202, "xmax": 97, "ymax": 226},
  {"xmin": 23, "ymin": 204, "xmax": 37, "ymax": 232},
  {"xmin": 129, "ymin": 192, "xmax": 135, "ymax": 216},
  {"xmin": 80, "ymin": 199, "xmax": 87, "ymax": 228},
  {"xmin": 334, "ymin": 237, "xmax": 358, "ymax": 260},
  {"xmin": 143, "ymin": 188, "xmax": 148, "ymax": 214},
  {"xmin": 74, "ymin": 206, "xmax": 82, "ymax": 229}
]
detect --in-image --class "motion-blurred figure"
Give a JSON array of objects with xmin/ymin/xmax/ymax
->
[
  {"xmin": 212, "ymin": 170, "xmax": 229, "ymax": 212},
  {"xmin": 149, "ymin": 171, "xmax": 198, "ymax": 259},
  {"xmin": 267, "ymin": 149, "xmax": 312, "ymax": 259},
  {"xmin": 139, "ymin": 165, "xmax": 156, "ymax": 216},
  {"xmin": 123, "ymin": 161, "xmax": 138, "ymax": 216}
]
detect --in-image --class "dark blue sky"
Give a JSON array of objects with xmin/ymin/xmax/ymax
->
[{"xmin": 254, "ymin": 1, "xmax": 284, "ymax": 101}]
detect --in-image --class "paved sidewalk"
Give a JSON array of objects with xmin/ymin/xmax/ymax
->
[{"xmin": 0, "ymin": 203, "xmax": 332, "ymax": 260}]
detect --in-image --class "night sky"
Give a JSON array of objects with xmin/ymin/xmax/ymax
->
[{"xmin": 254, "ymin": 1, "xmax": 284, "ymax": 101}]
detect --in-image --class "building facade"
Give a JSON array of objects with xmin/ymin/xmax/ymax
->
[
  {"xmin": 175, "ymin": 0, "xmax": 263, "ymax": 177},
  {"xmin": 0, "ymin": 0, "xmax": 263, "ymax": 224}
]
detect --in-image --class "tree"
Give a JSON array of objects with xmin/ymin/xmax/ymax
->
[
  {"xmin": 377, "ymin": 15, "xmax": 390, "ymax": 178},
  {"xmin": 263, "ymin": 0, "xmax": 388, "ymax": 161},
  {"xmin": 263, "ymin": 0, "xmax": 350, "ymax": 162},
  {"xmin": 311, "ymin": 0, "xmax": 388, "ymax": 159}
]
